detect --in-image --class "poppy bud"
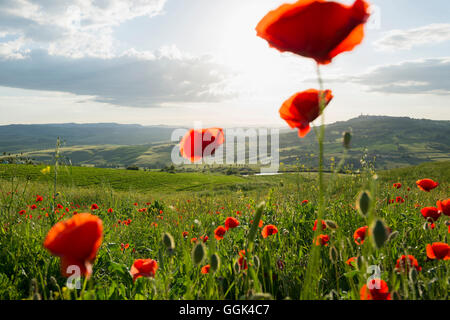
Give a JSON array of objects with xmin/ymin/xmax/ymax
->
[
  {"xmin": 357, "ymin": 256, "xmax": 365, "ymax": 270},
  {"xmin": 343, "ymin": 132, "xmax": 351, "ymax": 149},
  {"xmin": 162, "ymin": 232, "xmax": 175, "ymax": 251},
  {"xmin": 325, "ymin": 220, "xmax": 338, "ymax": 230},
  {"xmin": 191, "ymin": 243, "xmax": 205, "ymax": 265},
  {"xmin": 329, "ymin": 246, "xmax": 339, "ymax": 264},
  {"xmin": 49, "ymin": 276, "xmax": 59, "ymax": 290},
  {"xmin": 210, "ymin": 253, "xmax": 220, "ymax": 273},
  {"xmin": 357, "ymin": 191, "xmax": 371, "ymax": 216},
  {"xmin": 233, "ymin": 260, "xmax": 241, "ymax": 274},
  {"xmin": 371, "ymin": 219, "xmax": 388, "ymax": 249},
  {"xmin": 387, "ymin": 231, "xmax": 399, "ymax": 242}
]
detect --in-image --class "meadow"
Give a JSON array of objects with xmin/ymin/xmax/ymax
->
[{"xmin": 0, "ymin": 161, "xmax": 448, "ymax": 300}]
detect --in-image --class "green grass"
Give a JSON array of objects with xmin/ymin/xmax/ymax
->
[{"xmin": 0, "ymin": 161, "xmax": 448, "ymax": 300}]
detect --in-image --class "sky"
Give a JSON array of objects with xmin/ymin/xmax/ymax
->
[{"xmin": 0, "ymin": 0, "xmax": 449, "ymax": 127}]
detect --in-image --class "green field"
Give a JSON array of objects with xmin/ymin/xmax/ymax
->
[{"xmin": 0, "ymin": 161, "xmax": 448, "ymax": 300}]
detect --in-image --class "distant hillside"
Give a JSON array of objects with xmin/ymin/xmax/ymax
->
[
  {"xmin": 0, "ymin": 123, "xmax": 179, "ymax": 152},
  {"xmin": 0, "ymin": 116, "xmax": 449, "ymax": 170}
]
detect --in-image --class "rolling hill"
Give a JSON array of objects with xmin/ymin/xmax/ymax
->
[{"xmin": 1, "ymin": 116, "xmax": 449, "ymax": 170}]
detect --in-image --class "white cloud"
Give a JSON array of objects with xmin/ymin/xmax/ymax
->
[
  {"xmin": 0, "ymin": 48, "xmax": 234, "ymax": 107},
  {"xmin": 0, "ymin": 0, "xmax": 167, "ymax": 58},
  {"xmin": 374, "ymin": 23, "xmax": 450, "ymax": 51},
  {"xmin": 351, "ymin": 58, "xmax": 450, "ymax": 95}
]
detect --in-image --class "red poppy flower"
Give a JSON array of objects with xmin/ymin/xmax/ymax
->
[
  {"xmin": 238, "ymin": 250, "xmax": 248, "ymax": 270},
  {"xmin": 200, "ymin": 235, "xmax": 209, "ymax": 243},
  {"xmin": 224, "ymin": 217, "xmax": 240, "ymax": 230},
  {"xmin": 426, "ymin": 242, "xmax": 450, "ymax": 260},
  {"xmin": 201, "ymin": 265, "xmax": 210, "ymax": 274},
  {"xmin": 393, "ymin": 183, "xmax": 402, "ymax": 189},
  {"xmin": 353, "ymin": 226, "xmax": 368, "ymax": 245},
  {"xmin": 107, "ymin": 208, "xmax": 113, "ymax": 213},
  {"xmin": 130, "ymin": 259, "xmax": 158, "ymax": 282},
  {"xmin": 261, "ymin": 224, "xmax": 278, "ymax": 238},
  {"xmin": 56, "ymin": 204, "xmax": 64, "ymax": 209},
  {"xmin": 395, "ymin": 196, "xmax": 405, "ymax": 204},
  {"xmin": 279, "ymin": 89, "xmax": 333, "ymax": 138},
  {"xmin": 179, "ymin": 128, "xmax": 225, "ymax": 162},
  {"xmin": 214, "ymin": 226, "xmax": 227, "ymax": 240},
  {"xmin": 30, "ymin": 204, "xmax": 37, "ymax": 210},
  {"xmin": 346, "ymin": 257, "xmax": 357, "ymax": 267},
  {"xmin": 416, "ymin": 179, "xmax": 439, "ymax": 192},
  {"xmin": 313, "ymin": 219, "xmax": 327, "ymax": 231},
  {"xmin": 90, "ymin": 204, "xmax": 99, "ymax": 210},
  {"xmin": 360, "ymin": 279, "xmax": 391, "ymax": 300},
  {"xmin": 19, "ymin": 210, "xmax": 26, "ymax": 215},
  {"xmin": 36, "ymin": 195, "xmax": 43, "ymax": 202},
  {"xmin": 43, "ymin": 213, "xmax": 103, "ymax": 277},
  {"xmin": 314, "ymin": 234, "xmax": 330, "ymax": 246},
  {"xmin": 395, "ymin": 255, "xmax": 421, "ymax": 273},
  {"xmin": 302, "ymin": 200, "xmax": 309, "ymax": 205},
  {"xmin": 437, "ymin": 199, "xmax": 450, "ymax": 216},
  {"xmin": 256, "ymin": 0, "xmax": 370, "ymax": 65},
  {"xmin": 420, "ymin": 207, "xmax": 441, "ymax": 222},
  {"xmin": 182, "ymin": 231, "xmax": 189, "ymax": 238}
]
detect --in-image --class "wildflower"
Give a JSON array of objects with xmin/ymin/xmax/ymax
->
[
  {"xmin": 130, "ymin": 259, "xmax": 158, "ymax": 282},
  {"xmin": 107, "ymin": 208, "xmax": 113, "ymax": 213},
  {"xmin": 436, "ymin": 199, "xmax": 450, "ymax": 216},
  {"xmin": 346, "ymin": 257, "xmax": 357, "ymax": 267},
  {"xmin": 426, "ymin": 242, "xmax": 450, "ymax": 260},
  {"xmin": 256, "ymin": 0, "xmax": 370, "ymax": 64},
  {"xmin": 214, "ymin": 226, "xmax": 227, "ymax": 240},
  {"xmin": 19, "ymin": 210, "xmax": 26, "ymax": 215},
  {"xmin": 395, "ymin": 255, "xmax": 422, "ymax": 273},
  {"xmin": 56, "ymin": 204, "xmax": 64, "ymax": 209},
  {"xmin": 313, "ymin": 219, "xmax": 327, "ymax": 231},
  {"xmin": 353, "ymin": 226, "xmax": 368, "ymax": 245},
  {"xmin": 201, "ymin": 265, "xmax": 210, "ymax": 274},
  {"xmin": 224, "ymin": 217, "xmax": 240, "ymax": 230},
  {"xmin": 314, "ymin": 234, "xmax": 330, "ymax": 246},
  {"xmin": 182, "ymin": 231, "xmax": 189, "ymax": 238},
  {"xmin": 301, "ymin": 200, "xmax": 309, "ymax": 205},
  {"xmin": 279, "ymin": 89, "xmax": 333, "ymax": 138},
  {"xmin": 360, "ymin": 279, "xmax": 391, "ymax": 300},
  {"xmin": 36, "ymin": 195, "xmax": 43, "ymax": 202},
  {"xmin": 179, "ymin": 128, "xmax": 225, "ymax": 162},
  {"xmin": 30, "ymin": 204, "xmax": 37, "ymax": 210},
  {"xmin": 261, "ymin": 224, "xmax": 278, "ymax": 238},
  {"xmin": 395, "ymin": 196, "xmax": 405, "ymax": 203},
  {"xmin": 420, "ymin": 207, "xmax": 441, "ymax": 222},
  {"xmin": 43, "ymin": 213, "xmax": 103, "ymax": 277},
  {"xmin": 416, "ymin": 179, "xmax": 439, "ymax": 192},
  {"xmin": 393, "ymin": 183, "xmax": 402, "ymax": 189},
  {"xmin": 90, "ymin": 204, "xmax": 99, "ymax": 211},
  {"xmin": 238, "ymin": 250, "xmax": 248, "ymax": 270},
  {"xmin": 40, "ymin": 166, "xmax": 51, "ymax": 174}
]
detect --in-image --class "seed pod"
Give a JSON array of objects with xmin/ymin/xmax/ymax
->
[
  {"xmin": 233, "ymin": 260, "xmax": 241, "ymax": 274},
  {"xmin": 357, "ymin": 256, "xmax": 365, "ymax": 270},
  {"xmin": 210, "ymin": 253, "xmax": 220, "ymax": 273},
  {"xmin": 325, "ymin": 220, "xmax": 338, "ymax": 230},
  {"xmin": 191, "ymin": 243, "xmax": 205, "ymax": 265},
  {"xmin": 162, "ymin": 232, "xmax": 175, "ymax": 250},
  {"xmin": 357, "ymin": 191, "xmax": 371, "ymax": 216},
  {"xmin": 49, "ymin": 276, "xmax": 59, "ymax": 290},
  {"xmin": 371, "ymin": 219, "xmax": 388, "ymax": 249},
  {"xmin": 343, "ymin": 131, "xmax": 352, "ymax": 149}
]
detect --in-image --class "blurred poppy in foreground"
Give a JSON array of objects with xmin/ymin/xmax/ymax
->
[
  {"xmin": 279, "ymin": 89, "xmax": 333, "ymax": 138},
  {"xmin": 426, "ymin": 242, "xmax": 450, "ymax": 260},
  {"xmin": 44, "ymin": 213, "xmax": 103, "ymax": 277},
  {"xmin": 416, "ymin": 179, "xmax": 439, "ymax": 192},
  {"xmin": 261, "ymin": 224, "xmax": 278, "ymax": 238},
  {"xmin": 180, "ymin": 128, "xmax": 225, "ymax": 162},
  {"xmin": 360, "ymin": 279, "xmax": 391, "ymax": 300},
  {"xmin": 130, "ymin": 259, "xmax": 158, "ymax": 282},
  {"xmin": 437, "ymin": 199, "xmax": 450, "ymax": 216},
  {"xmin": 256, "ymin": 0, "xmax": 370, "ymax": 65}
]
